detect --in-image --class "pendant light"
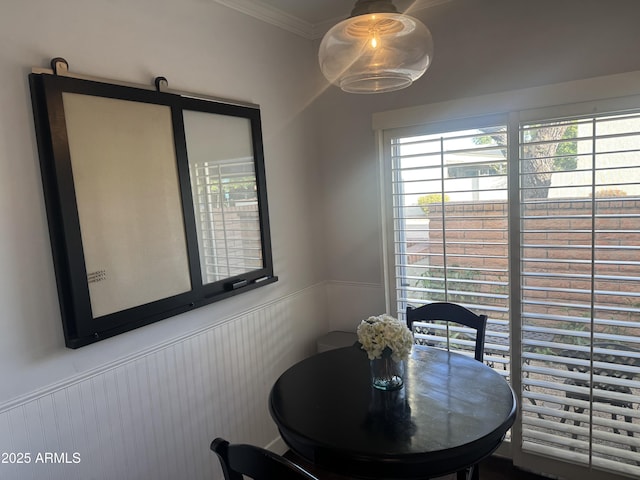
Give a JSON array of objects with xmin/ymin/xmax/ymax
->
[{"xmin": 318, "ymin": 0, "xmax": 434, "ymax": 94}]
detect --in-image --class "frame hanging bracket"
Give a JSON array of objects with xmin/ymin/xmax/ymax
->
[
  {"xmin": 154, "ymin": 76, "xmax": 169, "ymax": 92},
  {"xmin": 47, "ymin": 58, "xmax": 169, "ymax": 94},
  {"xmin": 31, "ymin": 57, "xmax": 258, "ymax": 108},
  {"xmin": 50, "ymin": 57, "xmax": 69, "ymax": 75}
]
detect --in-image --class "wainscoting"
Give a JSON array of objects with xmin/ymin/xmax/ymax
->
[{"xmin": 0, "ymin": 284, "xmax": 328, "ymax": 480}]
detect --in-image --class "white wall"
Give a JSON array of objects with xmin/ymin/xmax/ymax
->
[{"xmin": 0, "ymin": 1, "xmax": 327, "ymax": 478}]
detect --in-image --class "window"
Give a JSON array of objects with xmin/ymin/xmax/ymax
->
[{"xmin": 380, "ymin": 82, "xmax": 640, "ymax": 479}]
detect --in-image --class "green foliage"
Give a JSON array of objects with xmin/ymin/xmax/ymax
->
[
  {"xmin": 591, "ymin": 188, "xmax": 628, "ymax": 198},
  {"xmin": 474, "ymin": 123, "xmax": 579, "ymax": 178},
  {"xmin": 202, "ymin": 176, "xmax": 257, "ymax": 207},
  {"xmin": 552, "ymin": 124, "xmax": 578, "ymax": 171},
  {"xmin": 559, "ymin": 321, "xmax": 590, "ymax": 346},
  {"xmin": 417, "ymin": 193, "xmax": 450, "ymax": 215},
  {"xmin": 418, "ymin": 266, "xmax": 480, "ymax": 303}
]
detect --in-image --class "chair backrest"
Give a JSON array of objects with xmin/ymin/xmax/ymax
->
[
  {"xmin": 211, "ymin": 438, "xmax": 319, "ymax": 480},
  {"xmin": 406, "ymin": 302, "xmax": 488, "ymax": 362}
]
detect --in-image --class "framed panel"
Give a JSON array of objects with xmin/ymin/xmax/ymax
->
[{"xmin": 29, "ymin": 73, "xmax": 276, "ymax": 348}]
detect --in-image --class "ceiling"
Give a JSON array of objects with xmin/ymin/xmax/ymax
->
[{"xmin": 212, "ymin": 0, "xmax": 450, "ymax": 39}]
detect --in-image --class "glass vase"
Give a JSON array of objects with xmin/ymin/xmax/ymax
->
[{"xmin": 370, "ymin": 355, "xmax": 404, "ymax": 391}]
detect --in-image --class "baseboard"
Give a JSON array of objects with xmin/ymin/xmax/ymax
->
[{"xmin": 266, "ymin": 435, "xmax": 288, "ymax": 454}]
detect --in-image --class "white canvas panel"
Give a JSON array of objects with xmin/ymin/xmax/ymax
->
[{"xmin": 62, "ymin": 93, "xmax": 191, "ymax": 318}]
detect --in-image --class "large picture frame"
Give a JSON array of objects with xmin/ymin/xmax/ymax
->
[{"xmin": 30, "ymin": 72, "xmax": 276, "ymax": 348}]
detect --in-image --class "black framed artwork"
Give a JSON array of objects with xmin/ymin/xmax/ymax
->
[{"xmin": 29, "ymin": 71, "xmax": 276, "ymax": 348}]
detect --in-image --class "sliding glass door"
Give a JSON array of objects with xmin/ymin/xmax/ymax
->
[
  {"xmin": 382, "ymin": 103, "xmax": 640, "ymax": 479},
  {"xmin": 518, "ymin": 112, "xmax": 640, "ymax": 477}
]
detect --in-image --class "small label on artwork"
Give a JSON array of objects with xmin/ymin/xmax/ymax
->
[{"xmin": 87, "ymin": 269, "xmax": 107, "ymax": 284}]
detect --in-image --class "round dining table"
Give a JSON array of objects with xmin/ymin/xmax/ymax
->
[{"xmin": 269, "ymin": 344, "xmax": 517, "ymax": 479}]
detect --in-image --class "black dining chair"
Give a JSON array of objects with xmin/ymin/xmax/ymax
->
[
  {"xmin": 211, "ymin": 437, "xmax": 319, "ymax": 480},
  {"xmin": 406, "ymin": 302, "xmax": 488, "ymax": 480},
  {"xmin": 406, "ymin": 302, "xmax": 488, "ymax": 362}
]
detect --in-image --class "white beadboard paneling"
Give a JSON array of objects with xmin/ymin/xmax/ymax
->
[{"xmin": 0, "ymin": 284, "xmax": 327, "ymax": 480}]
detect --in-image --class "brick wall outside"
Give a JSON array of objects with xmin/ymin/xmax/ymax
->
[{"xmin": 418, "ymin": 199, "xmax": 640, "ymax": 324}]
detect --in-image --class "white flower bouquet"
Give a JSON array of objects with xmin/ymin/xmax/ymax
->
[{"xmin": 357, "ymin": 314, "xmax": 414, "ymax": 362}]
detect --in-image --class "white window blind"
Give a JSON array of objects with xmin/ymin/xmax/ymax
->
[
  {"xmin": 519, "ymin": 112, "xmax": 640, "ymax": 476},
  {"xmin": 386, "ymin": 121, "xmax": 511, "ymax": 373}
]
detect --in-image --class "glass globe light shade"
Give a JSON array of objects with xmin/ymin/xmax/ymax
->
[{"xmin": 318, "ymin": 11, "xmax": 433, "ymax": 94}]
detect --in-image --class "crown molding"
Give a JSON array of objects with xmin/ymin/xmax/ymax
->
[
  {"xmin": 212, "ymin": 0, "xmax": 317, "ymax": 39},
  {"xmin": 312, "ymin": 17, "xmax": 346, "ymax": 40},
  {"xmin": 212, "ymin": 0, "xmax": 451, "ymax": 41}
]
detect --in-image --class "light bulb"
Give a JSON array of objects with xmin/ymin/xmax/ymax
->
[{"xmin": 370, "ymin": 33, "xmax": 379, "ymax": 49}]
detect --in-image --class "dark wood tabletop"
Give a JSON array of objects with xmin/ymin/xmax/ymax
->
[{"xmin": 269, "ymin": 345, "xmax": 517, "ymax": 479}]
